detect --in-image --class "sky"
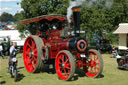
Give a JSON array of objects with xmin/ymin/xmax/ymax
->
[{"xmin": 0, "ymin": 0, "xmax": 23, "ymax": 15}]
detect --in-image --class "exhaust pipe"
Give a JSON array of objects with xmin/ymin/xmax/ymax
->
[{"xmin": 72, "ymin": 6, "xmax": 81, "ymax": 37}]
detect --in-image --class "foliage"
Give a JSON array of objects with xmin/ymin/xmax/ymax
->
[
  {"xmin": 16, "ymin": 0, "xmax": 69, "ymax": 34},
  {"xmin": 16, "ymin": 0, "xmax": 128, "ymax": 44},
  {"xmin": 0, "ymin": 12, "xmax": 16, "ymax": 22},
  {"xmin": 80, "ymin": 0, "xmax": 128, "ymax": 43}
]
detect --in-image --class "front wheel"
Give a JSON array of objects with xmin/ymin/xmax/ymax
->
[
  {"xmin": 14, "ymin": 69, "xmax": 18, "ymax": 82},
  {"xmin": 55, "ymin": 50, "xmax": 75, "ymax": 81},
  {"xmin": 83, "ymin": 49, "xmax": 103, "ymax": 78}
]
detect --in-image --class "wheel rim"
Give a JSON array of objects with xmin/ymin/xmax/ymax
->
[
  {"xmin": 85, "ymin": 51, "xmax": 100, "ymax": 77},
  {"xmin": 23, "ymin": 37, "xmax": 38, "ymax": 72},
  {"xmin": 56, "ymin": 52, "xmax": 72, "ymax": 80}
]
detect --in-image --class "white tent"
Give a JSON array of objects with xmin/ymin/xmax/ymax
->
[{"xmin": 114, "ymin": 23, "xmax": 128, "ymax": 50}]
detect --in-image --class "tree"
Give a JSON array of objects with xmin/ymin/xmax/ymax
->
[
  {"xmin": 20, "ymin": 0, "xmax": 69, "ymax": 18},
  {"xmin": 17, "ymin": 0, "xmax": 128, "ymax": 44},
  {"xmin": 80, "ymin": 0, "xmax": 128, "ymax": 43},
  {"xmin": 14, "ymin": 11, "xmax": 25, "ymax": 22},
  {"xmin": 17, "ymin": 0, "xmax": 69, "ymax": 34},
  {"xmin": 0, "ymin": 12, "xmax": 16, "ymax": 22}
]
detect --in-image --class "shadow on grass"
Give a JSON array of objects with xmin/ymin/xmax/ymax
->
[
  {"xmin": 41, "ymin": 64, "xmax": 104, "ymax": 81},
  {"xmin": 70, "ymin": 68, "xmax": 104, "ymax": 81},
  {"xmin": 117, "ymin": 67, "xmax": 128, "ymax": 71},
  {"xmin": 18, "ymin": 67, "xmax": 24, "ymax": 70},
  {"xmin": 16, "ymin": 73, "xmax": 25, "ymax": 82},
  {"xmin": 0, "ymin": 81, "xmax": 6, "ymax": 85},
  {"xmin": 43, "ymin": 64, "xmax": 56, "ymax": 74},
  {"xmin": 98, "ymin": 74, "xmax": 104, "ymax": 78}
]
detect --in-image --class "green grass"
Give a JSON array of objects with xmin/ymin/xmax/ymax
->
[{"xmin": 0, "ymin": 53, "xmax": 128, "ymax": 85}]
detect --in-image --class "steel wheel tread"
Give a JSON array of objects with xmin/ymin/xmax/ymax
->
[
  {"xmin": 55, "ymin": 50, "xmax": 75, "ymax": 81},
  {"xmin": 23, "ymin": 35, "xmax": 44, "ymax": 73},
  {"xmin": 84, "ymin": 49, "xmax": 103, "ymax": 78}
]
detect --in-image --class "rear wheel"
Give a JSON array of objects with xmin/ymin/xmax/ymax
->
[
  {"xmin": 23, "ymin": 35, "xmax": 44, "ymax": 73},
  {"xmin": 55, "ymin": 50, "xmax": 75, "ymax": 80},
  {"xmin": 83, "ymin": 49, "xmax": 103, "ymax": 78}
]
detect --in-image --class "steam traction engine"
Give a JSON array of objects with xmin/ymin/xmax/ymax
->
[{"xmin": 21, "ymin": 7, "xmax": 103, "ymax": 80}]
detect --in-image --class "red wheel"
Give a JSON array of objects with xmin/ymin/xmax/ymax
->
[
  {"xmin": 55, "ymin": 50, "xmax": 75, "ymax": 80},
  {"xmin": 84, "ymin": 49, "xmax": 103, "ymax": 77},
  {"xmin": 23, "ymin": 35, "xmax": 44, "ymax": 73}
]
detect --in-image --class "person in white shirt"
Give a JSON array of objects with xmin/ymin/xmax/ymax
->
[
  {"xmin": 0, "ymin": 43, "xmax": 4, "ymax": 59},
  {"xmin": 8, "ymin": 42, "xmax": 17, "ymax": 72},
  {"xmin": 9, "ymin": 42, "xmax": 17, "ymax": 57}
]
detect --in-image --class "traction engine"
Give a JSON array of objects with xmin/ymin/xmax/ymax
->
[{"xmin": 21, "ymin": 7, "xmax": 103, "ymax": 80}]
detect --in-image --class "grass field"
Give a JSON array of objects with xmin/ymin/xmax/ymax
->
[{"xmin": 0, "ymin": 53, "xmax": 128, "ymax": 85}]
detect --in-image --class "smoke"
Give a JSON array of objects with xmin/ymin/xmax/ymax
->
[
  {"xmin": 67, "ymin": 0, "xmax": 85, "ymax": 23},
  {"xmin": 105, "ymin": 0, "xmax": 113, "ymax": 8},
  {"xmin": 67, "ymin": 0, "xmax": 113, "ymax": 22}
]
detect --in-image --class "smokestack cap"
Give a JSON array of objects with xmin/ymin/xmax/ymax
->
[{"xmin": 72, "ymin": 6, "xmax": 81, "ymax": 12}]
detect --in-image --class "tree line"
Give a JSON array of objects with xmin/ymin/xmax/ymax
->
[
  {"xmin": 0, "ymin": 12, "xmax": 17, "ymax": 22},
  {"xmin": 5, "ymin": 0, "xmax": 128, "ymax": 44}
]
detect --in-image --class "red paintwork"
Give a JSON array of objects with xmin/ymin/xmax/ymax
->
[
  {"xmin": 55, "ymin": 51, "xmax": 71, "ymax": 80},
  {"xmin": 77, "ymin": 40, "xmax": 87, "ymax": 51},
  {"xmin": 23, "ymin": 15, "xmax": 102, "ymax": 79},
  {"xmin": 39, "ymin": 29, "xmax": 70, "ymax": 59},
  {"xmin": 23, "ymin": 36, "xmax": 38, "ymax": 72},
  {"xmin": 20, "ymin": 15, "xmax": 67, "ymax": 25},
  {"xmin": 84, "ymin": 50, "xmax": 100, "ymax": 77}
]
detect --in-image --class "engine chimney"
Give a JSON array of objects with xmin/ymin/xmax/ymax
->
[{"xmin": 72, "ymin": 6, "xmax": 81, "ymax": 37}]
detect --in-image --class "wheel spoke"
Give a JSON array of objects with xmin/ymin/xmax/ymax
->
[
  {"xmin": 32, "ymin": 56, "xmax": 37, "ymax": 61},
  {"xmin": 33, "ymin": 49, "xmax": 37, "ymax": 53},
  {"xmin": 95, "ymin": 66, "xmax": 99, "ymax": 73},
  {"xmin": 90, "ymin": 67, "xmax": 93, "ymax": 74},
  {"xmin": 64, "ymin": 57, "xmax": 69, "ymax": 64},
  {"xmin": 90, "ymin": 53, "xmax": 93, "ymax": 61},
  {"xmin": 64, "ymin": 64, "xmax": 70, "ymax": 69},
  {"xmin": 95, "ymin": 55, "xmax": 98, "ymax": 60},
  {"xmin": 94, "ymin": 55, "xmax": 96, "ymax": 61},
  {"xmin": 30, "ymin": 65, "xmax": 34, "ymax": 71},
  {"xmin": 31, "ymin": 61, "xmax": 35, "ymax": 68},
  {"xmin": 96, "ymin": 67, "xmax": 100, "ymax": 72},
  {"xmin": 30, "ymin": 39, "xmax": 33, "ymax": 45},
  {"xmin": 27, "ymin": 58, "xmax": 32, "ymax": 65},
  {"xmin": 96, "ymin": 62, "xmax": 100, "ymax": 65},
  {"xmin": 61, "ymin": 55, "xmax": 65, "ymax": 63},
  {"xmin": 33, "ymin": 53, "xmax": 37, "ymax": 57},
  {"xmin": 26, "ymin": 49, "xmax": 30, "ymax": 56},
  {"xmin": 27, "ymin": 42, "xmax": 32, "ymax": 49},
  {"xmin": 64, "ymin": 69, "xmax": 68, "ymax": 77},
  {"xmin": 31, "ymin": 40, "xmax": 36, "ymax": 49},
  {"xmin": 55, "ymin": 51, "xmax": 75, "ymax": 80},
  {"xmin": 59, "ymin": 59, "xmax": 62, "ymax": 64}
]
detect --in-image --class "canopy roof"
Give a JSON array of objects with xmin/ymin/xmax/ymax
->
[
  {"xmin": 114, "ymin": 23, "xmax": 128, "ymax": 34},
  {"xmin": 20, "ymin": 14, "xmax": 67, "ymax": 24}
]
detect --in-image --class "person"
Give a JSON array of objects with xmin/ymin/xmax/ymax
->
[
  {"xmin": 0, "ymin": 43, "xmax": 4, "ymax": 59},
  {"xmin": 9, "ymin": 42, "xmax": 17, "ymax": 57},
  {"xmin": 99, "ymin": 36, "xmax": 105, "ymax": 44},
  {"xmin": 8, "ymin": 42, "xmax": 17, "ymax": 72},
  {"xmin": 111, "ymin": 46, "xmax": 117, "ymax": 58}
]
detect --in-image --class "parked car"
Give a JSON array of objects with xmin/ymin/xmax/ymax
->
[
  {"xmin": 0, "ymin": 36, "xmax": 11, "ymax": 56},
  {"xmin": 96, "ymin": 36, "xmax": 112, "ymax": 53},
  {"xmin": 0, "ymin": 30, "xmax": 30, "ymax": 53},
  {"xmin": 88, "ymin": 35, "xmax": 112, "ymax": 53}
]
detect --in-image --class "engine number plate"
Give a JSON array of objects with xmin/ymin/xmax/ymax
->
[{"xmin": 80, "ymin": 54, "xmax": 86, "ymax": 58}]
